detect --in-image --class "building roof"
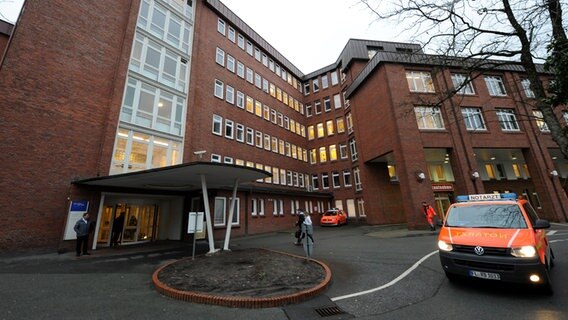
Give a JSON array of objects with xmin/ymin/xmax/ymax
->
[{"xmin": 73, "ymin": 162, "xmax": 270, "ymax": 192}]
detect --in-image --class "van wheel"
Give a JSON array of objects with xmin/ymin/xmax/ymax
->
[{"xmin": 541, "ymin": 264, "xmax": 554, "ymax": 296}]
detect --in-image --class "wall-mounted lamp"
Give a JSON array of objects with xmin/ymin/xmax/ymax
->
[
  {"xmin": 415, "ymin": 170, "xmax": 426, "ymax": 182},
  {"xmin": 550, "ymin": 170, "xmax": 559, "ymax": 177},
  {"xmin": 471, "ymin": 171, "xmax": 480, "ymax": 179},
  {"xmin": 193, "ymin": 150, "xmax": 207, "ymax": 160}
]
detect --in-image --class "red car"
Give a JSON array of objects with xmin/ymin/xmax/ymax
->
[{"xmin": 320, "ymin": 209, "xmax": 348, "ymax": 226}]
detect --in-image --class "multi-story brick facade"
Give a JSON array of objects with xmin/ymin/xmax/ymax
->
[{"xmin": 1, "ymin": 0, "xmax": 566, "ymax": 253}]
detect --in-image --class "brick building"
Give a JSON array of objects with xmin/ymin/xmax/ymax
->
[{"xmin": 1, "ymin": 0, "xmax": 567, "ymax": 253}]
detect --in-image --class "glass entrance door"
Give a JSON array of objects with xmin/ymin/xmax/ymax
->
[{"xmin": 96, "ymin": 203, "xmax": 158, "ymax": 247}]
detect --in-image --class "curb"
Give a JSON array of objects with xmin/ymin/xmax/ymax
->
[{"xmin": 152, "ymin": 248, "xmax": 332, "ymax": 308}]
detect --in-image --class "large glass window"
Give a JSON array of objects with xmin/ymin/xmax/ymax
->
[
  {"xmin": 130, "ymin": 34, "xmax": 189, "ymax": 92},
  {"xmin": 406, "ymin": 71, "xmax": 435, "ymax": 92},
  {"xmin": 496, "ymin": 108, "xmax": 520, "ymax": 131},
  {"xmin": 461, "ymin": 107, "xmax": 486, "ymax": 130},
  {"xmin": 110, "ymin": 128, "xmax": 181, "ymax": 175},
  {"xmin": 484, "ymin": 75, "xmax": 507, "ymax": 96},
  {"xmin": 451, "ymin": 73, "xmax": 475, "ymax": 95},
  {"xmin": 138, "ymin": 0, "xmax": 191, "ymax": 52},
  {"xmin": 522, "ymin": 79, "xmax": 535, "ymax": 98},
  {"xmin": 533, "ymin": 110, "xmax": 550, "ymax": 132},
  {"xmin": 214, "ymin": 197, "xmax": 226, "ymax": 226},
  {"xmin": 120, "ymin": 78, "xmax": 185, "ymax": 135},
  {"xmin": 415, "ymin": 106, "xmax": 444, "ymax": 129}
]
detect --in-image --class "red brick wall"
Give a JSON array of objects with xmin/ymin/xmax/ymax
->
[{"xmin": 0, "ymin": 0, "xmax": 139, "ymax": 251}]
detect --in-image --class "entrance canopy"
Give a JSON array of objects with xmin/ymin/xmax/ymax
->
[
  {"xmin": 75, "ymin": 162, "xmax": 270, "ymax": 254},
  {"xmin": 74, "ymin": 162, "xmax": 269, "ymax": 191}
]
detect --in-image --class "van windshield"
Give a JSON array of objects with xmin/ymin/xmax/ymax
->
[{"xmin": 445, "ymin": 204, "xmax": 527, "ymax": 229}]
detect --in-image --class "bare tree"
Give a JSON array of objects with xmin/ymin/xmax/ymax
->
[{"xmin": 361, "ymin": 0, "xmax": 568, "ymax": 157}]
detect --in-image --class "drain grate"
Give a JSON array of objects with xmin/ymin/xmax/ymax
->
[{"xmin": 315, "ymin": 305, "xmax": 346, "ymax": 317}]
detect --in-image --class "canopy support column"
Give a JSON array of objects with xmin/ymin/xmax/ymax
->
[{"xmin": 223, "ymin": 178, "xmax": 239, "ymax": 251}]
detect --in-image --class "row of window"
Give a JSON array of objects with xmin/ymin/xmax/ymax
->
[
  {"xmin": 138, "ymin": 0, "xmax": 192, "ymax": 54},
  {"xmin": 407, "ymin": 71, "xmax": 536, "ymax": 99},
  {"xmin": 211, "ymin": 114, "xmax": 308, "ymax": 162},
  {"xmin": 215, "ymin": 47, "xmax": 305, "ymax": 117},
  {"xmin": 213, "ymin": 78, "xmax": 306, "ymax": 138},
  {"xmin": 307, "ymin": 118, "xmax": 346, "ymax": 140},
  {"xmin": 415, "ymin": 105, "xmax": 554, "ymax": 133},
  {"xmin": 217, "ymin": 18, "xmax": 302, "ymax": 94},
  {"xmin": 210, "ymin": 153, "xmax": 310, "ymax": 189},
  {"xmin": 311, "ymin": 168, "xmax": 362, "ymax": 191},
  {"xmin": 305, "ymin": 93, "xmax": 344, "ymax": 117},
  {"xmin": 303, "ymin": 70, "xmax": 340, "ymax": 95}
]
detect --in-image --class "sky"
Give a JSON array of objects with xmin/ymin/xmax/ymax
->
[{"xmin": 0, "ymin": 0, "xmax": 408, "ymax": 73}]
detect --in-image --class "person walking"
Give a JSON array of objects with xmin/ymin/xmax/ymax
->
[
  {"xmin": 422, "ymin": 201, "xmax": 438, "ymax": 231},
  {"xmin": 111, "ymin": 212, "xmax": 125, "ymax": 247},
  {"xmin": 294, "ymin": 210, "xmax": 306, "ymax": 245},
  {"xmin": 74, "ymin": 212, "xmax": 93, "ymax": 257},
  {"xmin": 301, "ymin": 212, "xmax": 315, "ymax": 260}
]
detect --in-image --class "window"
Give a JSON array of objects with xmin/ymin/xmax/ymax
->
[
  {"xmin": 329, "ymin": 144, "xmax": 337, "ymax": 161},
  {"xmin": 406, "ymin": 71, "xmax": 435, "ymax": 92},
  {"xmin": 212, "ymin": 115, "xmax": 222, "ymax": 135},
  {"xmin": 461, "ymin": 107, "xmax": 486, "ymax": 130},
  {"xmin": 343, "ymin": 170, "xmax": 352, "ymax": 187},
  {"xmin": 321, "ymin": 75, "xmax": 329, "ymax": 89},
  {"xmin": 246, "ymin": 96, "xmax": 253, "ymax": 113},
  {"xmin": 236, "ymin": 123, "xmax": 244, "ymax": 142},
  {"xmin": 326, "ymin": 120, "xmax": 334, "ymax": 136},
  {"xmin": 228, "ymin": 26, "xmax": 235, "ymax": 42},
  {"xmin": 324, "ymin": 97, "xmax": 332, "ymax": 112},
  {"xmin": 272, "ymin": 167, "xmax": 279, "ymax": 184},
  {"xmin": 310, "ymin": 149, "xmax": 317, "ymax": 164},
  {"xmin": 255, "ymin": 101, "xmax": 262, "ymax": 117},
  {"xmin": 226, "ymin": 55, "xmax": 235, "ymax": 73},
  {"xmin": 322, "ymin": 173, "xmax": 330, "ymax": 189},
  {"xmin": 304, "ymin": 83, "xmax": 311, "ymax": 95},
  {"xmin": 414, "ymin": 106, "xmax": 444, "ymax": 130},
  {"xmin": 228, "ymin": 197, "xmax": 240, "ymax": 225},
  {"xmin": 224, "ymin": 119, "xmax": 234, "ymax": 139},
  {"xmin": 319, "ymin": 147, "xmax": 327, "ymax": 163},
  {"xmin": 312, "ymin": 174, "xmax": 319, "ymax": 190},
  {"xmin": 306, "ymin": 104, "xmax": 312, "ymax": 117},
  {"xmin": 332, "ymin": 172, "xmax": 341, "ymax": 188},
  {"xmin": 354, "ymin": 167, "xmax": 362, "ymax": 191},
  {"xmin": 214, "ymin": 79, "xmax": 224, "ymax": 99},
  {"xmin": 246, "ymin": 127, "xmax": 254, "ymax": 145},
  {"xmin": 317, "ymin": 123, "xmax": 325, "ymax": 138},
  {"xmin": 484, "ymin": 75, "xmax": 507, "ymax": 96},
  {"xmin": 215, "ymin": 47, "xmax": 225, "ymax": 66},
  {"xmin": 388, "ymin": 164, "xmax": 397, "ymax": 181},
  {"xmin": 246, "ymin": 41, "xmax": 253, "ymax": 55},
  {"xmin": 255, "ymin": 131, "xmax": 263, "ymax": 148},
  {"xmin": 254, "ymin": 73, "xmax": 262, "ymax": 89},
  {"xmin": 225, "ymin": 85, "xmax": 234, "ymax": 104},
  {"xmin": 336, "ymin": 117, "xmax": 345, "ymax": 133},
  {"xmin": 237, "ymin": 34, "xmax": 244, "ymax": 49},
  {"xmin": 533, "ymin": 110, "xmax": 550, "ymax": 132},
  {"xmin": 237, "ymin": 61, "xmax": 244, "ymax": 78},
  {"xmin": 214, "ymin": 197, "xmax": 226, "ymax": 226},
  {"xmin": 313, "ymin": 78, "xmax": 320, "ymax": 92},
  {"xmin": 217, "ymin": 18, "xmax": 225, "ymax": 35},
  {"xmin": 333, "ymin": 94, "xmax": 342, "ymax": 109},
  {"xmin": 254, "ymin": 47, "xmax": 261, "ymax": 61},
  {"xmin": 339, "ymin": 143, "xmax": 348, "ymax": 159},
  {"xmin": 451, "ymin": 73, "xmax": 475, "ymax": 95},
  {"xmin": 346, "ymin": 112, "xmax": 354, "ymax": 133},
  {"xmin": 236, "ymin": 91, "xmax": 244, "ymax": 109},
  {"xmin": 331, "ymin": 71, "xmax": 339, "ymax": 85},
  {"xmin": 522, "ymin": 79, "xmax": 535, "ymax": 98},
  {"xmin": 211, "ymin": 154, "xmax": 221, "ymax": 163},
  {"xmin": 496, "ymin": 108, "xmax": 520, "ymax": 131},
  {"xmin": 349, "ymin": 138, "xmax": 358, "ymax": 161},
  {"xmin": 262, "ymin": 54, "xmax": 268, "ymax": 67},
  {"xmin": 315, "ymin": 101, "xmax": 322, "ymax": 114},
  {"xmin": 246, "ymin": 68, "xmax": 253, "ymax": 83}
]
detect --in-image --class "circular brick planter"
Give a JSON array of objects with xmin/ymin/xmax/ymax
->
[{"xmin": 152, "ymin": 249, "xmax": 332, "ymax": 308}]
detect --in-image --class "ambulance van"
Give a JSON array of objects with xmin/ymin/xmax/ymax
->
[{"xmin": 437, "ymin": 193, "xmax": 555, "ymax": 294}]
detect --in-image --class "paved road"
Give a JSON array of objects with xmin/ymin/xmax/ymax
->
[{"xmin": 1, "ymin": 224, "xmax": 566, "ymax": 320}]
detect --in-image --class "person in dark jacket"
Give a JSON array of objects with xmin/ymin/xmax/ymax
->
[
  {"xmin": 111, "ymin": 212, "xmax": 125, "ymax": 247},
  {"xmin": 74, "ymin": 213, "xmax": 93, "ymax": 257},
  {"xmin": 294, "ymin": 210, "xmax": 306, "ymax": 245}
]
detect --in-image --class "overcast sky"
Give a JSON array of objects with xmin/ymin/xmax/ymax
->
[{"xmin": 0, "ymin": 0, "xmax": 409, "ymax": 73}]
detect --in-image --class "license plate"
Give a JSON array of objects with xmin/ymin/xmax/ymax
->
[{"xmin": 468, "ymin": 270, "xmax": 500, "ymax": 280}]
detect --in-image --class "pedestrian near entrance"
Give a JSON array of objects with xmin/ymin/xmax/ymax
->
[
  {"xmin": 301, "ymin": 212, "xmax": 315, "ymax": 260},
  {"xmin": 74, "ymin": 212, "xmax": 93, "ymax": 257},
  {"xmin": 111, "ymin": 212, "xmax": 125, "ymax": 247},
  {"xmin": 294, "ymin": 209, "xmax": 306, "ymax": 245},
  {"xmin": 422, "ymin": 201, "xmax": 438, "ymax": 231}
]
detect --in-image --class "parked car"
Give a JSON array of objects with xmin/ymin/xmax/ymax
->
[{"xmin": 320, "ymin": 208, "xmax": 348, "ymax": 226}]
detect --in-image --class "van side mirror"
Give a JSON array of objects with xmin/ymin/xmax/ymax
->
[{"xmin": 533, "ymin": 219, "xmax": 550, "ymax": 229}]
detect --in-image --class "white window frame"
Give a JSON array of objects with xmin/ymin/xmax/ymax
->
[
  {"xmin": 214, "ymin": 197, "xmax": 226, "ymax": 226},
  {"xmin": 215, "ymin": 47, "xmax": 225, "ymax": 66},
  {"xmin": 461, "ymin": 107, "xmax": 486, "ymax": 131},
  {"xmin": 484, "ymin": 75, "xmax": 507, "ymax": 96},
  {"xmin": 406, "ymin": 71, "xmax": 435, "ymax": 93},
  {"xmin": 414, "ymin": 106, "xmax": 445, "ymax": 130},
  {"xmin": 496, "ymin": 108, "xmax": 520, "ymax": 131},
  {"xmin": 451, "ymin": 73, "xmax": 475, "ymax": 95},
  {"xmin": 212, "ymin": 114, "xmax": 222, "ymax": 136}
]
